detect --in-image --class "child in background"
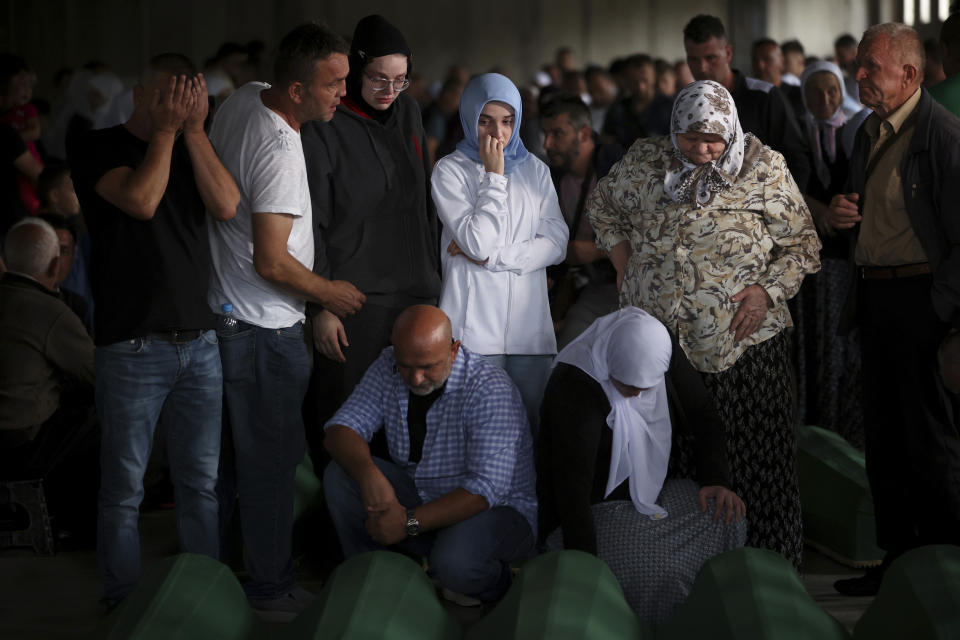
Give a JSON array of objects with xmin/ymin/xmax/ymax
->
[{"xmin": 1, "ymin": 54, "xmax": 43, "ymax": 213}]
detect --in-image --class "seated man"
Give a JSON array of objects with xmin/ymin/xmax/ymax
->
[
  {"xmin": 323, "ymin": 305, "xmax": 536, "ymax": 605},
  {"xmin": 0, "ymin": 218, "xmax": 96, "ymax": 541}
]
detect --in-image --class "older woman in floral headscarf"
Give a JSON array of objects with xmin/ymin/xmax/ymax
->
[{"xmin": 587, "ymin": 80, "xmax": 820, "ymax": 570}]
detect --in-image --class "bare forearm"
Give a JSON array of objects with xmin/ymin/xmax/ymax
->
[
  {"xmin": 253, "ymin": 245, "xmax": 333, "ymax": 304},
  {"xmin": 412, "ymin": 488, "xmax": 488, "ymax": 533},
  {"xmin": 324, "ymin": 425, "xmax": 378, "ymax": 483},
  {"xmin": 21, "ymin": 119, "xmax": 40, "ymax": 142},
  {"xmin": 119, "ymin": 130, "xmax": 176, "ymax": 218},
  {"xmin": 566, "ymin": 239, "xmax": 606, "ymax": 266},
  {"xmin": 184, "ymin": 129, "xmax": 239, "ymax": 221},
  {"xmin": 13, "ymin": 151, "xmax": 42, "ymax": 184},
  {"xmin": 253, "ymin": 212, "xmax": 364, "ymax": 316},
  {"xmin": 609, "ymin": 239, "xmax": 631, "ymax": 274}
]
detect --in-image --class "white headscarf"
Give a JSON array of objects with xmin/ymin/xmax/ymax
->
[
  {"xmin": 44, "ymin": 69, "xmax": 126, "ymax": 159},
  {"xmin": 664, "ymin": 80, "xmax": 745, "ymax": 208},
  {"xmin": 555, "ymin": 307, "xmax": 673, "ymax": 519},
  {"xmin": 800, "ymin": 61, "xmax": 848, "ymax": 190}
]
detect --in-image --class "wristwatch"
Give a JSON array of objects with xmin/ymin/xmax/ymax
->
[{"xmin": 405, "ymin": 509, "xmax": 421, "ymax": 537}]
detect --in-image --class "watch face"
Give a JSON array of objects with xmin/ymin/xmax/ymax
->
[{"xmin": 406, "ymin": 510, "xmax": 421, "ymax": 536}]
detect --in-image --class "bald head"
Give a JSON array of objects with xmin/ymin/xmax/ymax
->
[
  {"xmin": 391, "ymin": 306, "xmax": 459, "ymax": 396},
  {"xmin": 4, "ymin": 218, "xmax": 59, "ymax": 288},
  {"xmin": 392, "ymin": 305, "xmax": 453, "ymax": 351}
]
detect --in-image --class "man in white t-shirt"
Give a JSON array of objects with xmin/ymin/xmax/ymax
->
[{"xmin": 206, "ymin": 22, "xmax": 364, "ymax": 621}]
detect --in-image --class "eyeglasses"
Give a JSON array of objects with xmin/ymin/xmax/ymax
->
[{"xmin": 364, "ymin": 71, "xmax": 410, "ymax": 93}]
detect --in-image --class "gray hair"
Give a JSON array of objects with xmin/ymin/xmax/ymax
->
[
  {"xmin": 4, "ymin": 217, "xmax": 59, "ymax": 277},
  {"xmin": 861, "ymin": 23, "xmax": 925, "ymax": 73}
]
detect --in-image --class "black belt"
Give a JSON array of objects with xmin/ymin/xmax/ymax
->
[
  {"xmin": 859, "ymin": 262, "xmax": 932, "ymax": 280},
  {"xmin": 148, "ymin": 329, "xmax": 205, "ymax": 344}
]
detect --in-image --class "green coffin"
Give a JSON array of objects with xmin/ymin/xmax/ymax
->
[
  {"xmin": 797, "ymin": 425, "xmax": 883, "ymax": 566},
  {"xmin": 293, "ymin": 453, "xmax": 322, "ymax": 523},
  {"xmin": 465, "ymin": 550, "xmax": 649, "ymax": 640},
  {"xmin": 854, "ymin": 545, "xmax": 960, "ymax": 639},
  {"xmin": 94, "ymin": 553, "xmax": 266, "ymax": 640},
  {"xmin": 658, "ymin": 547, "xmax": 850, "ymax": 640},
  {"xmin": 289, "ymin": 551, "xmax": 460, "ymax": 640}
]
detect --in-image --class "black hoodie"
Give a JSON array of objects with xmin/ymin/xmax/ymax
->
[{"xmin": 301, "ymin": 92, "xmax": 441, "ymax": 309}]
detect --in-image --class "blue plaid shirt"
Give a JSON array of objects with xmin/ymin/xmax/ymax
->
[{"xmin": 325, "ymin": 345, "xmax": 537, "ymax": 535}]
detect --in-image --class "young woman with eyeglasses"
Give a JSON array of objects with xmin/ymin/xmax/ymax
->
[{"xmin": 301, "ymin": 15, "xmax": 442, "ymax": 446}]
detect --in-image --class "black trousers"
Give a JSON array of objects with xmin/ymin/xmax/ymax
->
[
  {"xmin": 858, "ymin": 274, "xmax": 960, "ymax": 556},
  {"xmin": 0, "ymin": 395, "xmax": 99, "ymax": 536}
]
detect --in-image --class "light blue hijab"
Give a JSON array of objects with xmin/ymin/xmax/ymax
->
[{"xmin": 456, "ymin": 73, "xmax": 529, "ymax": 174}]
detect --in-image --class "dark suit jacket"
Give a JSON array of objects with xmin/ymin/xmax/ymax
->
[
  {"xmin": 0, "ymin": 273, "xmax": 94, "ymax": 442},
  {"xmin": 730, "ymin": 70, "xmax": 812, "ymax": 191},
  {"xmin": 840, "ymin": 88, "xmax": 960, "ymax": 331}
]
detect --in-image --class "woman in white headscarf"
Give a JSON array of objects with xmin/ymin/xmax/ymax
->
[
  {"xmin": 801, "ymin": 61, "xmax": 870, "ymax": 214},
  {"xmin": 432, "ymin": 73, "xmax": 568, "ymax": 429},
  {"xmin": 789, "ymin": 61, "xmax": 870, "ymax": 446},
  {"xmin": 44, "ymin": 68, "xmax": 125, "ymax": 160},
  {"xmin": 538, "ymin": 306, "xmax": 745, "ymax": 626},
  {"xmin": 587, "ymin": 80, "xmax": 820, "ymax": 571}
]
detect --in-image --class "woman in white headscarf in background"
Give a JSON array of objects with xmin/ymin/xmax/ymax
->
[
  {"xmin": 588, "ymin": 80, "xmax": 820, "ymax": 571},
  {"xmin": 432, "ymin": 73, "xmax": 568, "ymax": 429},
  {"xmin": 790, "ymin": 61, "xmax": 870, "ymax": 446},
  {"xmin": 538, "ymin": 306, "xmax": 745, "ymax": 626},
  {"xmin": 44, "ymin": 66, "xmax": 125, "ymax": 159}
]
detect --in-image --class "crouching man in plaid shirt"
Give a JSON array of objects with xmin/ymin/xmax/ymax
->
[{"xmin": 323, "ymin": 305, "xmax": 537, "ymax": 605}]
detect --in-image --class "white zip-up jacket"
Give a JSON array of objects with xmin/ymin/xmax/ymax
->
[{"xmin": 432, "ymin": 149, "xmax": 568, "ymax": 355}]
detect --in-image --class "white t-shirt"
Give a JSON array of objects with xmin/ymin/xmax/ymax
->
[{"xmin": 206, "ymin": 82, "xmax": 314, "ymax": 328}]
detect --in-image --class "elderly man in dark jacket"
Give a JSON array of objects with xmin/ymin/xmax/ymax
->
[
  {"xmin": 0, "ymin": 218, "xmax": 96, "ymax": 542},
  {"xmin": 827, "ymin": 22, "xmax": 960, "ymax": 596}
]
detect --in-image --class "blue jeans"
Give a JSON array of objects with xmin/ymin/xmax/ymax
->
[
  {"xmin": 217, "ymin": 320, "xmax": 310, "ymax": 599},
  {"xmin": 96, "ymin": 331, "xmax": 222, "ymax": 603},
  {"xmin": 324, "ymin": 457, "xmax": 534, "ymax": 602},
  {"xmin": 483, "ymin": 354, "xmax": 554, "ymax": 436}
]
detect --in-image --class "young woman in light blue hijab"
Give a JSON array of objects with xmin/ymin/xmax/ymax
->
[{"xmin": 432, "ymin": 73, "xmax": 569, "ymax": 431}]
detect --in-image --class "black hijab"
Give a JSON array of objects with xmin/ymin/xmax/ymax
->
[{"xmin": 346, "ymin": 14, "xmax": 412, "ymax": 124}]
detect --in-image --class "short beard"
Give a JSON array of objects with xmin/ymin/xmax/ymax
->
[
  {"xmin": 408, "ymin": 366, "xmax": 451, "ymax": 396},
  {"xmin": 551, "ymin": 141, "xmax": 580, "ymax": 173},
  {"xmin": 409, "ymin": 382, "xmax": 441, "ymax": 397}
]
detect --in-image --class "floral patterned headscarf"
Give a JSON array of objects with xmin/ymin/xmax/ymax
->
[{"xmin": 664, "ymin": 80, "xmax": 745, "ymax": 207}]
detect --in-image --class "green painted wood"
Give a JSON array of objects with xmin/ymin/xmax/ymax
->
[
  {"xmin": 95, "ymin": 553, "xmax": 266, "ymax": 640},
  {"xmin": 465, "ymin": 550, "xmax": 648, "ymax": 640},
  {"xmin": 658, "ymin": 547, "xmax": 850, "ymax": 640},
  {"xmin": 797, "ymin": 425, "xmax": 883, "ymax": 565},
  {"xmin": 293, "ymin": 454, "xmax": 322, "ymax": 523},
  {"xmin": 289, "ymin": 551, "xmax": 460, "ymax": 640},
  {"xmin": 854, "ymin": 545, "xmax": 960, "ymax": 639}
]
